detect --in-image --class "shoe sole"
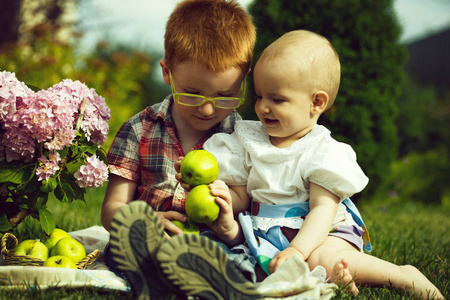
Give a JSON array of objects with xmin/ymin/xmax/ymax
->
[
  {"xmin": 157, "ymin": 234, "xmax": 262, "ymax": 300},
  {"xmin": 109, "ymin": 201, "xmax": 168, "ymax": 300}
]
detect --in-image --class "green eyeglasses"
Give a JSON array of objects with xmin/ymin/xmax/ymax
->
[{"xmin": 169, "ymin": 71, "xmax": 245, "ymax": 109}]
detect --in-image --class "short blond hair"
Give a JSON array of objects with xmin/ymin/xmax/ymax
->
[
  {"xmin": 259, "ymin": 30, "xmax": 341, "ymax": 109},
  {"xmin": 164, "ymin": 0, "xmax": 256, "ymax": 73}
]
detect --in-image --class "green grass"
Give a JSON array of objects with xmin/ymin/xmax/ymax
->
[
  {"xmin": 333, "ymin": 198, "xmax": 450, "ymax": 299},
  {"xmin": 1, "ymin": 189, "xmax": 449, "ymax": 299}
]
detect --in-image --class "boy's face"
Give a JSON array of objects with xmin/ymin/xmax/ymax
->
[
  {"xmin": 253, "ymin": 58, "xmax": 317, "ymax": 147},
  {"xmin": 162, "ymin": 60, "xmax": 245, "ymax": 134}
]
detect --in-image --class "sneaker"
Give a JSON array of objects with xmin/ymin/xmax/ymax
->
[
  {"xmin": 157, "ymin": 233, "xmax": 263, "ymax": 300},
  {"xmin": 109, "ymin": 201, "xmax": 184, "ymax": 300}
]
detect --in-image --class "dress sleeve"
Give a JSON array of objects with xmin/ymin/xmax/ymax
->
[
  {"xmin": 203, "ymin": 132, "xmax": 249, "ymax": 185},
  {"xmin": 300, "ymin": 139, "xmax": 368, "ymax": 200}
]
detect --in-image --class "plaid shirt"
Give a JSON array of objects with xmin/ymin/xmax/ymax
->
[{"xmin": 107, "ymin": 96, "xmax": 241, "ymax": 213}]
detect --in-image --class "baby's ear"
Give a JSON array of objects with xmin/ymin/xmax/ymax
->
[{"xmin": 311, "ymin": 91, "xmax": 329, "ymax": 114}]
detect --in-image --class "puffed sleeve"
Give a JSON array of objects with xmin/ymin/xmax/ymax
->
[
  {"xmin": 203, "ymin": 132, "xmax": 249, "ymax": 185},
  {"xmin": 300, "ymin": 138, "xmax": 368, "ymax": 200}
]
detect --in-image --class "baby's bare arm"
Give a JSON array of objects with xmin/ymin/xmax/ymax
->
[
  {"xmin": 269, "ymin": 183, "xmax": 339, "ymax": 273},
  {"xmin": 228, "ymin": 185, "xmax": 250, "ymax": 215},
  {"xmin": 290, "ymin": 183, "xmax": 339, "ymax": 257}
]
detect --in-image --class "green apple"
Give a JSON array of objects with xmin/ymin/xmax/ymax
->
[
  {"xmin": 13, "ymin": 240, "xmax": 49, "ymax": 260},
  {"xmin": 41, "ymin": 228, "xmax": 71, "ymax": 253},
  {"xmin": 167, "ymin": 218, "xmax": 200, "ymax": 236},
  {"xmin": 51, "ymin": 237, "xmax": 86, "ymax": 263},
  {"xmin": 185, "ymin": 184, "xmax": 220, "ymax": 223},
  {"xmin": 180, "ymin": 150, "xmax": 219, "ymax": 186},
  {"xmin": 43, "ymin": 255, "xmax": 77, "ymax": 269}
]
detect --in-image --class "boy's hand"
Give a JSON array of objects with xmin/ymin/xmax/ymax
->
[
  {"xmin": 175, "ymin": 156, "xmax": 192, "ymax": 191},
  {"xmin": 269, "ymin": 247, "xmax": 305, "ymax": 274},
  {"xmin": 156, "ymin": 210, "xmax": 189, "ymax": 238}
]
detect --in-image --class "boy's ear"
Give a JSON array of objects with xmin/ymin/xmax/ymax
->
[
  {"xmin": 311, "ymin": 91, "xmax": 329, "ymax": 115},
  {"xmin": 160, "ymin": 59, "xmax": 171, "ymax": 85}
]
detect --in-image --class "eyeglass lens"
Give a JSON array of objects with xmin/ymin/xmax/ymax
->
[{"xmin": 178, "ymin": 95, "xmax": 240, "ymax": 108}]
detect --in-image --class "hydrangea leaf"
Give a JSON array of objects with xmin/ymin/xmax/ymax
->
[
  {"xmin": 54, "ymin": 182, "xmax": 75, "ymax": 203},
  {"xmin": 65, "ymin": 159, "xmax": 84, "ymax": 174},
  {"xmin": 38, "ymin": 207, "xmax": 55, "ymax": 235},
  {"xmin": 0, "ymin": 213, "xmax": 13, "ymax": 232},
  {"xmin": 40, "ymin": 177, "xmax": 58, "ymax": 193},
  {"xmin": 0, "ymin": 163, "xmax": 33, "ymax": 184}
]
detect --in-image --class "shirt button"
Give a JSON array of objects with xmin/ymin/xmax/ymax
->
[{"xmin": 176, "ymin": 192, "xmax": 183, "ymax": 200}]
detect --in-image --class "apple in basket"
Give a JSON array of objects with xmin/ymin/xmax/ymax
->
[
  {"xmin": 180, "ymin": 150, "xmax": 219, "ymax": 186},
  {"xmin": 51, "ymin": 237, "xmax": 86, "ymax": 263},
  {"xmin": 41, "ymin": 228, "xmax": 71, "ymax": 253},
  {"xmin": 43, "ymin": 255, "xmax": 77, "ymax": 269},
  {"xmin": 185, "ymin": 184, "xmax": 220, "ymax": 223},
  {"xmin": 13, "ymin": 240, "xmax": 49, "ymax": 260}
]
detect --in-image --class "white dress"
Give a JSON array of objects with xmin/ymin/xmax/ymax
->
[
  {"xmin": 204, "ymin": 121, "xmax": 368, "ymax": 227},
  {"xmin": 204, "ymin": 120, "xmax": 371, "ymax": 274}
]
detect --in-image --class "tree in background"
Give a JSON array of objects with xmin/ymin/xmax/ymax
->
[
  {"xmin": 0, "ymin": 0, "xmax": 21, "ymax": 47},
  {"xmin": 385, "ymin": 78, "xmax": 450, "ymax": 205},
  {"xmin": 247, "ymin": 0, "xmax": 407, "ymax": 197}
]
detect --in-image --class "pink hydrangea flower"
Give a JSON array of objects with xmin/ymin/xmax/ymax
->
[
  {"xmin": 0, "ymin": 71, "xmax": 35, "ymax": 162},
  {"xmin": 0, "ymin": 72, "xmax": 111, "ymax": 162},
  {"xmin": 0, "ymin": 71, "xmax": 34, "ymax": 121},
  {"xmin": 35, "ymin": 152, "xmax": 61, "ymax": 181},
  {"xmin": 1, "ymin": 71, "xmax": 111, "ymax": 213},
  {"xmin": 74, "ymin": 155, "xmax": 109, "ymax": 188},
  {"xmin": 48, "ymin": 79, "xmax": 111, "ymax": 145}
]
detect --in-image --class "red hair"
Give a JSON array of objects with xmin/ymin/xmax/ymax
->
[{"xmin": 164, "ymin": 0, "xmax": 256, "ymax": 73}]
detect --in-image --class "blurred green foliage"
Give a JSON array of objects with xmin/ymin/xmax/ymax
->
[
  {"xmin": 0, "ymin": 23, "xmax": 168, "ymax": 151},
  {"xmin": 378, "ymin": 77, "xmax": 450, "ymax": 206},
  {"xmin": 247, "ymin": 0, "xmax": 408, "ymax": 198},
  {"xmin": 381, "ymin": 148, "xmax": 450, "ymax": 206},
  {"xmin": 396, "ymin": 78, "xmax": 450, "ymax": 156}
]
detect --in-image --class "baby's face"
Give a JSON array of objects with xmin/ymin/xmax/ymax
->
[{"xmin": 253, "ymin": 58, "xmax": 317, "ymax": 148}]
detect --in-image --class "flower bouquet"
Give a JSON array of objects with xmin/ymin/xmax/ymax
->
[{"xmin": 0, "ymin": 71, "xmax": 111, "ymax": 234}]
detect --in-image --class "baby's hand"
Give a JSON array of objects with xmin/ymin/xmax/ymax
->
[
  {"xmin": 207, "ymin": 180, "xmax": 236, "ymax": 236},
  {"xmin": 269, "ymin": 247, "xmax": 305, "ymax": 274},
  {"xmin": 174, "ymin": 156, "xmax": 192, "ymax": 191}
]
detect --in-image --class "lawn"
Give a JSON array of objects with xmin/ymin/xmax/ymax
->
[{"xmin": 1, "ymin": 187, "xmax": 449, "ymax": 299}]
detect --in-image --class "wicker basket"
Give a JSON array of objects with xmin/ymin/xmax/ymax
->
[{"xmin": 1, "ymin": 232, "xmax": 99, "ymax": 269}]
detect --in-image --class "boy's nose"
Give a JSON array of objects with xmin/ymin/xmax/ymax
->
[{"xmin": 198, "ymin": 101, "xmax": 215, "ymax": 116}]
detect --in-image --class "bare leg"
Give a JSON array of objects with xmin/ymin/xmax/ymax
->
[
  {"xmin": 307, "ymin": 236, "xmax": 444, "ymax": 299},
  {"xmin": 331, "ymin": 258, "xmax": 359, "ymax": 296}
]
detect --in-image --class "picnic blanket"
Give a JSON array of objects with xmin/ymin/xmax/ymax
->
[
  {"xmin": 0, "ymin": 226, "xmax": 128, "ymax": 292},
  {"xmin": 0, "ymin": 226, "xmax": 337, "ymax": 299}
]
